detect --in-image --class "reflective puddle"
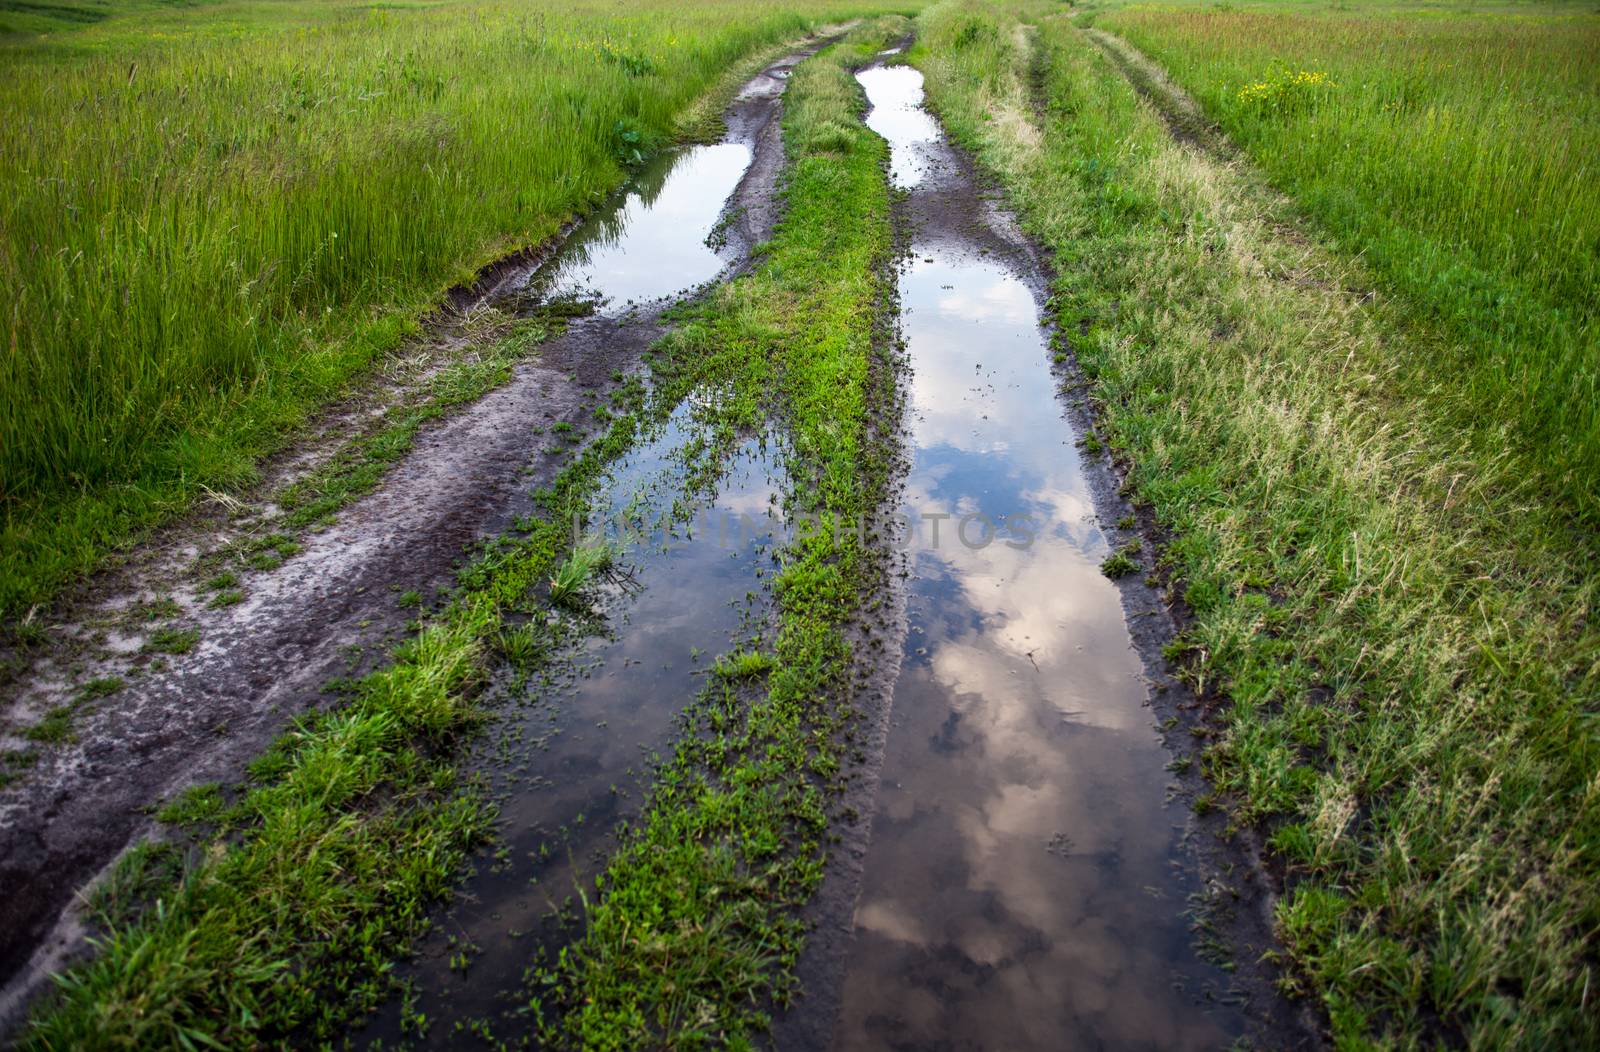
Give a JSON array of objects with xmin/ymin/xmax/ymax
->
[
  {"xmin": 357, "ymin": 402, "xmax": 788, "ymax": 1042},
  {"xmin": 534, "ymin": 142, "xmax": 752, "ymax": 313},
  {"xmin": 830, "ymin": 64, "xmax": 1245, "ymax": 1051},
  {"xmin": 857, "ymin": 66, "xmax": 939, "ymax": 188}
]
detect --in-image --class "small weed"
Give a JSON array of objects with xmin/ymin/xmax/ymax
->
[
  {"xmin": 1100, "ymin": 545, "xmax": 1141, "ymax": 579},
  {"xmin": 78, "ymin": 676, "xmax": 123, "ymax": 701},
  {"xmin": 712, "ymin": 649, "xmax": 776, "ymax": 679},
  {"xmin": 548, "ymin": 545, "xmax": 616, "ymax": 608},
  {"xmin": 24, "ymin": 705, "xmax": 78, "ymax": 744},
  {"xmin": 144, "ymin": 627, "xmax": 200, "ymax": 655}
]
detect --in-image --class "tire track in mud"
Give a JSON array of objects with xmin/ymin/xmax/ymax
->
[
  {"xmin": 779, "ymin": 54, "xmax": 1307, "ymax": 1051},
  {"xmin": 0, "ymin": 41, "xmax": 831, "ymax": 1035}
]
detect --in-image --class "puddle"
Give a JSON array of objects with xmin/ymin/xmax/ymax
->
[
  {"xmin": 533, "ymin": 143, "xmax": 752, "ymax": 313},
  {"xmin": 857, "ymin": 65, "xmax": 940, "ymax": 188},
  {"xmin": 354, "ymin": 402, "xmax": 789, "ymax": 1043},
  {"xmin": 828, "ymin": 64, "xmax": 1246, "ymax": 1050}
]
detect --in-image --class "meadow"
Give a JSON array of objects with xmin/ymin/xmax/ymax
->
[
  {"xmin": 1099, "ymin": 1, "xmax": 1600, "ymax": 523},
  {"xmin": 4, "ymin": 0, "xmax": 1599, "ymax": 1048},
  {"xmin": 0, "ymin": 0, "xmax": 879, "ymax": 622}
]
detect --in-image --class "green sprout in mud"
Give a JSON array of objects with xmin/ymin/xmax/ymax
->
[
  {"xmin": 712, "ymin": 649, "xmax": 776, "ymax": 679},
  {"xmin": 1100, "ymin": 544, "xmax": 1141, "ymax": 579},
  {"xmin": 208, "ymin": 589, "xmax": 244, "ymax": 609},
  {"xmin": 143, "ymin": 627, "xmax": 200, "ymax": 655},
  {"xmin": 548, "ymin": 544, "xmax": 617, "ymax": 608},
  {"xmin": 495, "ymin": 622, "xmax": 546, "ymax": 669}
]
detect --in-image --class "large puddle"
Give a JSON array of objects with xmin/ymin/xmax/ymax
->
[
  {"xmin": 533, "ymin": 143, "xmax": 752, "ymax": 313},
  {"xmin": 829, "ymin": 64, "xmax": 1245, "ymax": 1050}
]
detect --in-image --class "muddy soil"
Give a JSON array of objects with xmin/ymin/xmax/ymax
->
[
  {"xmin": 0, "ymin": 43, "xmax": 825, "ymax": 1037},
  {"xmin": 772, "ymin": 60, "xmax": 1319, "ymax": 1051}
]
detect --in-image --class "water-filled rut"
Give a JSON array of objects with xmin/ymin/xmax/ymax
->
[
  {"xmin": 357, "ymin": 403, "xmax": 790, "ymax": 1042},
  {"xmin": 825, "ymin": 62, "xmax": 1247, "ymax": 1049}
]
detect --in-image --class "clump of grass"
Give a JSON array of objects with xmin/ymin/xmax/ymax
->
[
  {"xmin": 78, "ymin": 676, "xmax": 123, "ymax": 701},
  {"xmin": 712, "ymin": 649, "xmax": 777, "ymax": 679},
  {"xmin": 1232, "ymin": 66, "xmax": 1332, "ymax": 113},
  {"xmin": 493, "ymin": 622, "xmax": 546, "ymax": 669},
  {"xmin": 22, "ymin": 705, "xmax": 77, "ymax": 744},
  {"xmin": 548, "ymin": 544, "xmax": 617, "ymax": 608},
  {"xmin": 1100, "ymin": 544, "xmax": 1140, "ymax": 578},
  {"xmin": 203, "ymin": 571, "xmax": 238, "ymax": 592},
  {"xmin": 142, "ymin": 627, "xmax": 199, "ymax": 655}
]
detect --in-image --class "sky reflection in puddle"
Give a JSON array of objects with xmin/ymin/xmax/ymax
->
[
  {"xmin": 540, "ymin": 142, "xmax": 752, "ymax": 312},
  {"xmin": 832, "ymin": 64, "xmax": 1244, "ymax": 1052}
]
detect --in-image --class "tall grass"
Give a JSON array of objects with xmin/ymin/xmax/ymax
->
[
  {"xmin": 1100, "ymin": 4, "xmax": 1600, "ymax": 523},
  {"xmin": 0, "ymin": 0, "xmax": 883, "ymax": 620}
]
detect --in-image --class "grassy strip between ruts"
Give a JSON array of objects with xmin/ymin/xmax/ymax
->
[
  {"xmin": 911, "ymin": 1, "xmax": 1598, "ymax": 1048},
  {"xmin": 1094, "ymin": 1, "xmax": 1600, "ymax": 529},
  {"xmin": 526, "ymin": 19, "xmax": 903, "ymax": 1050}
]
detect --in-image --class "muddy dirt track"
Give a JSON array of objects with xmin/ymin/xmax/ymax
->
[
  {"xmin": 0, "ymin": 44, "xmax": 825, "ymax": 1033},
  {"xmin": 0, "ymin": 37, "xmax": 1317, "ymax": 1051}
]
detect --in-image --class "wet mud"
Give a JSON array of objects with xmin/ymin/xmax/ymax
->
[
  {"xmin": 0, "ymin": 43, "xmax": 824, "ymax": 1036},
  {"xmin": 779, "ymin": 61, "xmax": 1307, "ymax": 1051}
]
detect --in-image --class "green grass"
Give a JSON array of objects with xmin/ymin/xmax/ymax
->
[
  {"xmin": 140, "ymin": 627, "xmax": 198, "ymax": 655},
  {"xmin": 909, "ymin": 0, "xmax": 1600, "ymax": 1047},
  {"xmin": 529, "ymin": 20, "xmax": 902, "ymax": 1048},
  {"xmin": 548, "ymin": 543, "xmax": 618, "ymax": 609},
  {"xmin": 0, "ymin": 0, "xmax": 891, "ymax": 623},
  {"xmin": 1094, "ymin": 0, "xmax": 1600, "ymax": 525}
]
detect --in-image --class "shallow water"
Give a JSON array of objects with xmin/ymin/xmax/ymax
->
[
  {"xmin": 830, "ymin": 64, "xmax": 1245, "ymax": 1051},
  {"xmin": 857, "ymin": 65, "xmax": 939, "ymax": 188},
  {"xmin": 356, "ymin": 403, "xmax": 788, "ymax": 1041},
  {"xmin": 536, "ymin": 142, "xmax": 752, "ymax": 313}
]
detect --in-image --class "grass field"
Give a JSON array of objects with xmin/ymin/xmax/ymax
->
[
  {"xmin": 0, "ymin": 0, "xmax": 882, "ymax": 623},
  {"xmin": 5, "ymin": 0, "xmax": 1599, "ymax": 1047},
  {"xmin": 1096, "ymin": 1, "xmax": 1600, "ymax": 527}
]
